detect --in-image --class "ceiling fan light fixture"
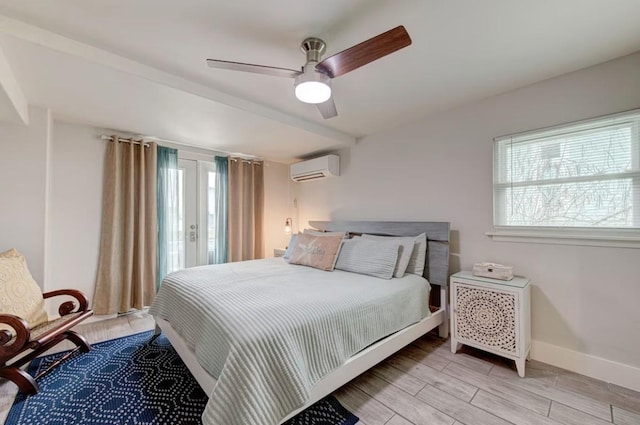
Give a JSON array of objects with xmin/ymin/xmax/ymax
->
[
  {"xmin": 207, "ymin": 26, "xmax": 412, "ymax": 118},
  {"xmin": 294, "ymin": 68, "xmax": 331, "ymax": 104}
]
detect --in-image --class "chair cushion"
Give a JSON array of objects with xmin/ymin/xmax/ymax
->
[
  {"xmin": 30, "ymin": 312, "xmax": 85, "ymax": 340},
  {"xmin": 0, "ymin": 249, "xmax": 48, "ymax": 331}
]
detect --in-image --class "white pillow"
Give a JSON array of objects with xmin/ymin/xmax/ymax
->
[
  {"xmin": 361, "ymin": 234, "xmax": 415, "ymax": 277},
  {"xmin": 283, "ymin": 234, "xmax": 297, "ymax": 260},
  {"xmin": 335, "ymin": 238, "xmax": 400, "ymax": 279},
  {"xmin": 405, "ymin": 233, "xmax": 427, "ymax": 276}
]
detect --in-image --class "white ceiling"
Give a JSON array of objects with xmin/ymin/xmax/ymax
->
[{"xmin": 0, "ymin": 0, "xmax": 639, "ymax": 161}]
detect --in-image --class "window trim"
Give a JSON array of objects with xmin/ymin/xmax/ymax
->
[
  {"xmin": 486, "ymin": 227, "xmax": 640, "ymax": 249},
  {"xmin": 493, "ymin": 108, "xmax": 640, "ymax": 145},
  {"xmin": 491, "ymin": 108, "xmax": 640, "ymax": 247}
]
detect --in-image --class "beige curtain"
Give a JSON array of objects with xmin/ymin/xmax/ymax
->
[
  {"xmin": 228, "ymin": 158, "xmax": 264, "ymax": 261},
  {"xmin": 93, "ymin": 138, "xmax": 158, "ymax": 315}
]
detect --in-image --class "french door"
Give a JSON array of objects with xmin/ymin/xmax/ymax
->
[{"xmin": 175, "ymin": 158, "xmax": 216, "ymax": 269}]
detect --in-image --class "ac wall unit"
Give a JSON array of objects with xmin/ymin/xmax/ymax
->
[{"xmin": 290, "ymin": 154, "xmax": 340, "ymax": 182}]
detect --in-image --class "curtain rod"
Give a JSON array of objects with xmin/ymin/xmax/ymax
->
[
  {"xmin": 229, "ymin": 158, "xmax": 262, "ymax": 165},
  {"xmin": 100, "ymin": 135, "xmax": 150, "ymax": 148},
  {"xmin": 98, "ymin": 134, "xmax": 262, "ymax": 161}
]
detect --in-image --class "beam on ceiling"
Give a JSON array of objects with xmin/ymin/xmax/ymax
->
[
  {"xmin": 0, "ymin": 42, "xmax": 28, "ymax": 124},
  {"xmin": 0, "ymin": 15, "xmax": 355, "ymax": 146}
]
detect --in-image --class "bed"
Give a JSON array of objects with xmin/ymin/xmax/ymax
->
[{"xmin": 150, "ymin": 220, "xmax": 450, "ymax": 425}]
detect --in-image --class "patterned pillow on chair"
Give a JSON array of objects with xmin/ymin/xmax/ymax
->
[{"xmin": 0, "ymin": 248, "xmax": 48, "ymax": 331}]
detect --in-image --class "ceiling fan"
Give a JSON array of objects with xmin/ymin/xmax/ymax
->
[{"xmin": 206, "ymin": 26, "xmax": 412, "ymax": 119}]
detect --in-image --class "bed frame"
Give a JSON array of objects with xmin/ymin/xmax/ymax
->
[{"xmin": 154, "ymin": 220, "xmax": 450, "ymax": 423}]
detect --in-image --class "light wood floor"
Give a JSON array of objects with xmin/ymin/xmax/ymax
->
[{"xmin": 1, "ymin": 312, "xmax": 639, "ymax": 425}]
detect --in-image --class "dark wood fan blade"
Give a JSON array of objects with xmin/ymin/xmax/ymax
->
[
  {"xmin": 316, "ymin": 26, "xmax": 411, "ymax": 78},
  {"xmin": 316, "ymin": 97, "xmax": 337, "ymax": 119},
  {"xmin": 206, "ymin": 59, "xmax": 301, "ymax": 78}
]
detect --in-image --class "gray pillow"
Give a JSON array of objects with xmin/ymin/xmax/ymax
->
[
  {"xmin": 335, "ymin": 238, "xmax": 400, "ymax": 279},
  {"xmin": 405, "ymin": 233, "xmax": 427, "ymax": 276},
  {"xmin": 361, "ymin": 234, "xmax": 415, "ymax": 277}
]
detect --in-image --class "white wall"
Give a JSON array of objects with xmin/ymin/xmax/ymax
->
[
  {"xmin": 47, "ymin": 123, "xmax": 105, "ymax": 301},
  {"xmin": 45, "ymin": 124, "xmax": 291, "ymax": 308},
  {"xmin": 293, "ymin": 52, "xmax": 640, "ymax": 390},
  {"xmin": 0, "ymin": 106, "xmax": 50, "ymax": 286},
  {"xmin": 263, "ymin": 161, "xmax": 292, "ymax": 256},
  {"xmin": 1, "ymin": 117, "xmax": 291, "ymax": 316}
]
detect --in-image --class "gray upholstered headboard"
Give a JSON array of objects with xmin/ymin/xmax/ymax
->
[{"xmin": 308, "ymin": 220, "xmax": 450, "ymax": 287}]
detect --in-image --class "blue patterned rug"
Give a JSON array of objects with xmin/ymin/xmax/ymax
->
[{"xmin": 6, "ymin": 331, "xmax": 358, "ymax": 425}]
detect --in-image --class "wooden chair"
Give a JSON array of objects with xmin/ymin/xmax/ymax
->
[{"xmin": 0, "ymin": 249, "xmax": 94, "ymax": 394}]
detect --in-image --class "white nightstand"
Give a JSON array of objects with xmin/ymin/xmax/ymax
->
[
  {"xmin": 450, "ymin": 271, "xmax": 531, "ymax": 377},
  {"xmin": 273, "ymin": 248, "xmax": 286, "ymax": 258}
]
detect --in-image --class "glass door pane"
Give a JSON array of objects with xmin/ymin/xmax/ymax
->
[
  {"xmin": 198, "ymin": 161, "xmax": 217, "ymax": 265},
  {"xmin": 166, "ymin": 166, "xmax": 185, "ymax": 273},
  {"xmin": 207, "ymin": 169, "xmax": 216, "ymax": 264},
  {"xmin": 178, "ymin": 159, "xmax": 198, "ymax": 268}
]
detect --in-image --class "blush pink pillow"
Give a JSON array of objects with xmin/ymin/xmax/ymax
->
[{"xmin": 288, "ymin": 233, "xmax": 343, "ymax": 271}]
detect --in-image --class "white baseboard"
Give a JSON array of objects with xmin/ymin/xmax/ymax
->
[
  {"xmin": 531, "ymin": 340, "xmax": 640, "ymax": 392},
  {"xmin": 84, "ymin": 313, "xmax": 117, "ymax": 324}
]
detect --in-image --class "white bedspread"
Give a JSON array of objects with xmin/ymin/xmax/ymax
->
[{"xmin": 149, "ymin": 258, "xmax": 430, "ymax": 425}]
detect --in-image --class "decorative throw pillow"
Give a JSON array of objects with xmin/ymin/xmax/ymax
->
[
  {"xmin": 0, "ymin": 248, "xmax": 48, "ymax": 331},
  {"xmin": 405, "ymin": 233, "xmax": 427, "ymax": 276},
  {"xmin": 288, "ymin": 233, "xmax": 343, "ymax": 271},
  {"xmin": 335, "ymin": 238, "xmax": 400, "ymax": 279},
  {"xmin": 361, "ymin": 234, "xmax": 416, "ymax": 277}
]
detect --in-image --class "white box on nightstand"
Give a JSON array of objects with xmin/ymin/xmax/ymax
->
[{"xmin": 450, "ymin": 271, "xmax": 531, "ymax": 377}]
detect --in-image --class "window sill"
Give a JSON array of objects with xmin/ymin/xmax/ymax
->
[{"xmin": 486, "ymin": 229, "xmax": 640, "ymax": 249}]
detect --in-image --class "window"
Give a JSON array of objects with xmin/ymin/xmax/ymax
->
[{"xmin": 493, "ymin": 109, "xmax": 640, "ymax": 240}]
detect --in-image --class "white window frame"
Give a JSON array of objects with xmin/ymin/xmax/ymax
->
[{"xmin": 488, "ymin": 109, "xmax": 640, "ymax": 248}]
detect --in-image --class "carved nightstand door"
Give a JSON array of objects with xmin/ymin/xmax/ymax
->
[{"xmin": 450, "ymin": 271, "xmax": 531, "ymax": 377}]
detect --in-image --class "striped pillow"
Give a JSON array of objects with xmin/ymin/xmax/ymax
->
[
  {"xmin": 360, "ymin": 234, "xmax": 416, "ymax": 277},
  {"xmin": 335, "ymin": 238, "xmax": 400, "ymax": 279},
  {"xmin": 405, "ymin": 233, "xmax": 427, "ymax": 276}
]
